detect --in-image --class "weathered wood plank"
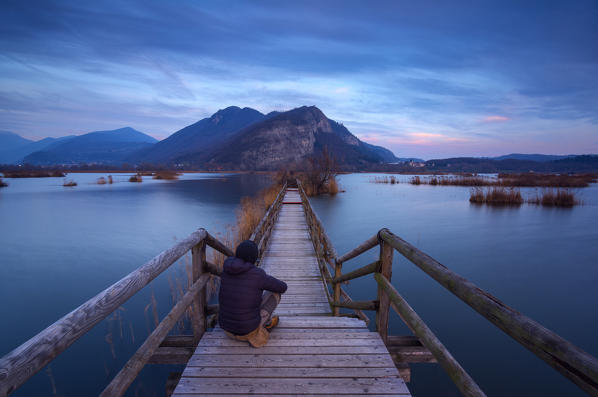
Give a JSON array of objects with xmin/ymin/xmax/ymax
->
[
  {"xmin": 186, "ymin": 354, "xmax": 396, "ymax": 368},
  {"xmin": 181, "ymin": 366, "xmax": 399, "ymax": 378},
  {"xmin": 173, "ymin": 377, "xmax": 409, "ymax": 395},
  {"xmin": 198, "ymin": 338, "xmax": 384, "ymax": 347}
]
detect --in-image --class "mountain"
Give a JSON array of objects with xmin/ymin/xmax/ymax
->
[
  {"xmin": 174, "ymin": 106, "xmax": 398, "ymax": 169},
  {"xmin": 0, "ymin": 135, "xmax": 75, "ymax": 164},
  {"xmin": 129, "ymin": 106, "xmax": 266, "ymax": 164},
  {"xmin": 0, "ymin": 131, "xmax": 32, "ymax": 151},
  {"xmin": 24, "ymin": 127, "xmax": 157, "ymax": 165},
  {"xmin": 491, "ymin": 153, "xmax": 576, "ymax": 162}
]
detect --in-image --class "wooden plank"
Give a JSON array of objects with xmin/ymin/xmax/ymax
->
[
  {"xmin": 205, "ymin": 330, "xmax": 377, "ymax": 339},
  {"xmin": 180, "ymin": 366, "xmax": 399, "ymax": 378},
  {"xmin": 173, "ymin": 377, "xmax": 409, "ymax": 395},
  {"xmin": 186, "ymin": 354, "xmax": 396, "ymax": 368},
  {"xmin": 193, "ymin": 345, "xmax": 389, "ymax": 354},
  {"xmin": 198, "ymin": 338, "xmax": 384, "ymax": 347},
  {"xmin": 148, "ymin": 347, "xmax": 193, "ymax": 364}
]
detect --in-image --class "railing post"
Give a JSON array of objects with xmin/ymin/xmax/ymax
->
[
  {"xmin": 191, "ymin": 240, "xmax": 207, "ymax": 344},
  {"xmin": 333, "ymin": 259, "xmax": 342, "ymax": 316},
  {"xmin": 376, "ymin": 231, "xmax": 393, "ymax": 344}
]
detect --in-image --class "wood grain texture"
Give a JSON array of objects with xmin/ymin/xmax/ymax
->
[{"xmin": 172, "ymin": 186, "xmax": 411, "ymax": 396}]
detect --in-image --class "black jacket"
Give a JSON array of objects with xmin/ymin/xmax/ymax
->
[{"xmin": 218, "ymin": 256, "xmax": 287, "ymax": 335}]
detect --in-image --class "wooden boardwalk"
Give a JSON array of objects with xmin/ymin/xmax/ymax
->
[{"xmin": 173, "ymin": 188, "xmax": 411, "ymax": 396}]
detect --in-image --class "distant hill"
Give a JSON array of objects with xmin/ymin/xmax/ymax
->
[
  {"xmin": 173, "ymin": 106, "xmax": 398, "ymax": 169},
  {"xmin": 129, "ymin": 106, "xmax": 266, "ymax": 164},
  {"xmin": 490, "ymin": 153, "xmax": 575, "ymax": 162},
  {"xmin": 24, "ymin": 127, "xmax": 156, "ymax": 165},
  {"xmin": 422, "ymin": 155, "xmax": 598, "ymax": 173},
  {"xmin": 0, "ymin": 135, "xmax": 75, "ymax": 164}
]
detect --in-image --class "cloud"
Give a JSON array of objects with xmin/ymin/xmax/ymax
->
[{"xmin": 483, "ymin": 115, "xmax": 510, "ymax": 122}]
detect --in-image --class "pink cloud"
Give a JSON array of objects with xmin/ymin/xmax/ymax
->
[{"xmin": 484, "ymin": 115, "xmax": 510, "ymax": 122}]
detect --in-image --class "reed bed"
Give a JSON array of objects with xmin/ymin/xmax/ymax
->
[
  {"xmin": 153, "ymin": 171, "xmax": 179, "ymax": 180},
  {"xmin": 498, "ymin": 173, "xmax": 597, "ymax": 188},
  {"xmin": 129, "ymin": 174, "xmax": 142, "ymax": 183},
  {"xmin": 0, "ymin": 177, "xmax": 7, "ymax": 187},
  {"xmin": 2, "ymin": 170, "xmax": 65, "ymax": 178},
  {"xmin": 97, "ymin": 177, "xmax": 107, "ymax": 185},
  {"xmin": 528, "ymin": 189, "xmax": 579, "ymax": 207},
  {"xmin": 410, "ymin": 176, "xmax": 422, "ymax": 185},
  {"xmin": 469, "ymin": 187, "xmax": 523, "ymax": 206},
  {"xmin": 63, "ymin": 179, "xmax": 77, "ymax": 187},
  {"xmin": 371, "ymin": 175, "xmax": 399, "ymax": 184}
]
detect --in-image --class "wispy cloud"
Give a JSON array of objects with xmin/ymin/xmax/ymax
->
[{"xmin": 484, "ymin": 115, "xmax": 510, "ymax": 122}]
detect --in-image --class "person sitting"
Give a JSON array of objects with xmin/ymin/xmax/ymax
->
[{"xmin": 218, "ymin": 240, "xmax": 288, "ymax": 347}]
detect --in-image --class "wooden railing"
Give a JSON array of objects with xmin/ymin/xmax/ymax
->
[
  {"xmin": 0, "ymin": 183, "xmax": 287, "ymax": 397},
  {"xmin": 296, "ymin": 181, "xmax": 598, "ymax": 397},
  {"xmin": 251, "ymin": 181, "xmax": 287, "ymax": 267}
]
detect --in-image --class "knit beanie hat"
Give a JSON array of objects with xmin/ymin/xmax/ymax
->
[{"xmin": 235, "ymin": 240, "xmax": 258, "ymax": 264}]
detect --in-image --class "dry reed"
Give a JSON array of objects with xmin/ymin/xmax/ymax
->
[
  {"xmin": 129, "ymin": 174, "xmax": 142, "ymax": 183},
  {"xmin": 0, "ymin": 178, "xmax": 7, "ymax": 187},
  {"xmin": 63, "ymin": 179, "xmax": 77, "ymax": 187},
  {"xmin": 469, "ymin": 187, "xmax": 523, "ymax": 206},
  {"xmin": 371, "ymin": 175, "xmax": 399, "ymax": 184},
  {"xmin": 97, "ymin": 177, "xmax": 107, "ymax": 185},
  {"xmin": 498, "ymin": 173, "xmax": 596, "ymax": 188},
  {"xmin": 153, "ymin": 171, "xmax": 179, "ymax": 180},
  {"xmin": 410, "ymin": 176, "xmax": 422, "ymax": 185},
  {"xmin": 528, "ymin": 189, "xmax": 579, "ymax": 207}
]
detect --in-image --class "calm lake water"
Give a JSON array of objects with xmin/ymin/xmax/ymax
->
[{"xmin": 1, "ymin": 172, "xmax": 596, "ymax": 396}]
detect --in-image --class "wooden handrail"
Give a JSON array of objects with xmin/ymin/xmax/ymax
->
[
  {"xmin": 100, "ymin": 274, "xmax": 210, "ymax": 397},
  {"xmin": 378, "ymin": 228, "xmax": 598, "ymax": 395},
  {"xmin": 0, "ymin": 228, "xmax": 208, "ymax": 396},
  {"xmin": 375, "ymin": 273, "xmax": 485, "ymax": 397},
  {"xmin": 331, "ymin": 260, "xmax": 379, "ymax": 284},
  {"xmin": 336, "ymin": 233, "xmax": 379, "ymax": 264}
]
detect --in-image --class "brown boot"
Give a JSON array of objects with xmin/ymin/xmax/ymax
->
[{"xmin": 264, "ymin": 316, "xmax": 279, "ymax": 332}]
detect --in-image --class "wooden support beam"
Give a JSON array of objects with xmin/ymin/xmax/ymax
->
[
  {"xmin": 191, "ymin": 240, "xmax": 207, "ymax": 344},
  {"xmin": 379, "ymin": 228, "xmax": 598, "ymax": 396},
  {"xmin": 148, "ymin": 347, "xmax": 194, "ymax": 365},
  {"xmin": 376, "ymin": 236, "xmax": 393, "ymax": 344},
  {"xmin": 332, "ymin": 260, "xmax": 342, "ymax": 316},
  {"xmin": 0, "ymin": 228, "xmax": 207, "ymax": 397},
  {"xmin": 375, "ymin": 272, "xmax": 485, "ymax": 397},
  {"xmin": 204, "ymin": 232, "xmax": 234, "ymax": 257},
  {"xmin": 337, "ymin": 234, "xmax": 379, "ymax": 264},
  {"xmin": 160, "ymin": 335, "xmax": 195, "ymax": 348},
  {"xmin": 332, "ymin": 260, "xmax": 380, "ymax": 284},
  {"xmin": 100, "ymin": 274, "xmax": 210, "ymax": 397},
  {"xmin": 331, "ymin": 299, "xmax": 379, "ymax": 311}
]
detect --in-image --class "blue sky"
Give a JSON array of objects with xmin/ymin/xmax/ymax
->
[{"xmin": 0, "ymin": 0, "xmax": 596, "ymax": 159}]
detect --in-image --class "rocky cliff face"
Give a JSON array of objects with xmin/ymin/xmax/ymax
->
[{"xmin": 176, "ymin": 106, "xmax": 397, "ymax": 170}]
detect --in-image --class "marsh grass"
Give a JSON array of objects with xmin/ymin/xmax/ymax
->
[
  {"xmin": 129, "ymin": 174, "xmax": 142, "ymax": 183},
  {"xmin": 498, "ymin": 173, "xmax": 597, "ymax": 187},
  {"xmin": 0, "ymin": 178, "xmax": 7, "ymax": 187},
  {"xmin": 63, "ymin": 179, "xmax": 77, "ymax": 187},
  {"xmin": 528, "ymin": 189, "xmax": 579, "ymax": 207},
  {"xmin": 469, "ymin": 187, "xmax": 523, "ymax": 206},
  {"xmin": 2, "ymin": 170, "xmax": 65, "ymax": 178},
  {"xmin": 410, "ymin": 176, "xmax": 422, "ymax": 185},
  {"xmin": 371, "ymin": 176, "xmax": 399, "ymax": 184},
  {"xmin": 153, "ymin": 171, "xmax": 179, "ymax": 180},
  {"xmin": 108, "ymin": 175, "xmax": 113, "ymax": 184},
  {"xmin": 97, "ymin": 177, "xmax": 107, "ymax": 185}
]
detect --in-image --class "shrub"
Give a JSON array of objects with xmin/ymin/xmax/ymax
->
[
  {"xmin": 529, "ymin": 189, "xmax": 578, "ymax": 207},
  {"xmin": 469, "ymin": 187, "xmax": 523, "ymax": 206},
  {"xmin": 153, "ymin": 171, "xmax": 179, "ymax": 180},
  {"xmin": 129, "ymin": 174, "xmax": 142, "ymax": 183}
]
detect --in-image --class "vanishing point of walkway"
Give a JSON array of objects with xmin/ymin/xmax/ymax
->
[{"xmin": 172, "ymin": 188, "xmax": 410, "ymax": 396}]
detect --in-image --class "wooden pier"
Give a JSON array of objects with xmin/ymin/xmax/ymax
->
[
  {"xmin": 172, "ymin": 188, "xmax": 410, "ymax": 396},
  {"xmin": 2, "ymin": 181, "xmax": 598, "ymax": 397}
]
